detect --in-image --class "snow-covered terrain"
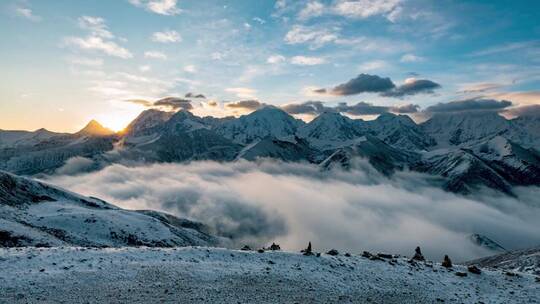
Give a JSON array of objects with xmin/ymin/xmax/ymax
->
[
  {"xmin": 0, "ymin": 170, "xmax": 217, "ymax": 247},
  {"xmin": 467, "ymin": 245, "xmax": 540, "ymax": 276},
  {"xmin": 0, "ymin": 246, "xmax": 538, "ymax": 303}
]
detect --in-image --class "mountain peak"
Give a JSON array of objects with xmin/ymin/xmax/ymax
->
[{"xmin": 76, "ymin": 120, "xmax": 114, "ymax": 137}]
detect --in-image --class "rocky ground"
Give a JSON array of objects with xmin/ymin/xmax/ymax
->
[{"xmin": 1, "ymin": 246, "xmax": 538, "ymax": 303}]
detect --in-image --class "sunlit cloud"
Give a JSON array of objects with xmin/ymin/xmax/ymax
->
[{"xmin": 225, "ymin": 87, "xmax": 257, "ymax": 99}]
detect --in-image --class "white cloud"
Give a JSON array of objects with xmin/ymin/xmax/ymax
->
[
  {"xmin": 65, "ymin": 36, "xmax": 133, "ymax": 59},
  {"xmin": 290, "ymin": 56, "xmax": 326, "ymax": 65},
  {"xmin": 184, "ymin": 65, "xmax": 197, "ymax": 73},
  {"xmin": 267, "ymin": 54, "xmax": 286, "ymax": 64},
  {"xmin": 400, "ymin": 53, "xmax": 424, "ymax": 62},
  {"xmin": 151, "ymin": 30, "xmax": 182, "ymax": 43},
  {"xmin": 275, "ymin": 0, "xmax": 286, "ymax": 9},
  {"xmin": 68, "ymin": 57, "xmax": 104, "ymax": 67},
  {"xmin": 78, "ymin": 16, "xmax": 113, "ymax": 39},
  {"xmin": 243, "ymin": 22, "xmax": 252, "ymax": 30},
  {"xmin": 226, "ymin": 87, "xmax": 257, "ymax": 99},
  {"xmin": 139, "ymin": 65, "xmax": 151, "ymax": 72},
  {"xmin": 128, "ymin": 0, "xmax": 181, "ymax": 15},
  {"xmin": 211, "ymin": 52, "xmax": 225, "ymax": 61},
  {"xmin": 298, "ymin": 1, "xmax": 325, "ymax": 20},
  {"xmin": 358, "ymin": 60, "xmax": 389, "ymax": 71},
  {"xmin": 144, "ymin": 51, "xmax": 168, "ymax": 60},
  {"xmin": 332, "ymin": 0, "xmax": 402, "ymax": 20},
  {"xmin": 284, "ymin": 25, "xmax": 339, "ymax": 49},
  {"xmin": 65, "ymin": 16, "xmax": 132, "ymax": 59},
  {"xmin": 252, "ymin": 17, "xmax": 266, "ymax": 24},
  {"xmin": 15, "ymin": 5, "xmax": 41, "ymax": 22}
]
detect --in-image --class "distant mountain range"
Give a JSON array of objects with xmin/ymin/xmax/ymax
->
[{"xmin": 1, "ymin": 107, "xmax": 539, "ymax": 194}]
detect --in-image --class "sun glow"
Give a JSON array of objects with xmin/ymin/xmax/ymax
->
[{"xmin": 93, "ymin": 109, "xmax": 142, "ymax": 132}]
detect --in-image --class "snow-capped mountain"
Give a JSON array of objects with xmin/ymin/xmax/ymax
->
[
  {"xmin": 0, "ymin": 121, "xmax": 117, "ymax": 175},
  {"xmin": 121, "ymin": 110, "xmax": 241, "ymax": 162},
  {"xmin": 216, "ymin": 106, "xmax": 304, "ymax": 144},
  {"xmin": 320, "ymin": 135, "xmax": 420, "ymax": 175},
  {"xmin": 366, "ymin": 113, "xmax": 436, "ymax": 151},
  {"xmin": 468, "ymin": 234, "xmax": 507, "ymax": 253},
  {"xmin": 421, "ymin": 111, "xmax": 512, "ymax": 148},
  {"xmin": 417, "ymin": 148, "xmax": 513, "ymax": 194},
  {"xmin": 0, "ymin": 170, "xmax": 218, "ymax": 247},
  {"xmin": 75, "ymin": 120, "xmax": 115, "ymax": 137},
  {"xmin": 0, "ymin": 107, "xmax": 538, "ymax": 195},
  {"xmin": 237, "ymin": 136, "xmax": 315, "ymax": 162},
  {"xmin": 468, "ymin": 136, "xmax": 540, "ymax": 186},
  {"xmin": 467, "ymin": 245, "xmax": 540, "ymax": 276},
  {"xmin": 296, "ymin": 111, "xmax": 366, "ymax": 150},
  {"xmin": 0, "ymin": 128, "xmax": 67, "ymax": 148}
]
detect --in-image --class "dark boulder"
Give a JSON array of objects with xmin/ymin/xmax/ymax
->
[
  {"xmin": 442, "ymin": 255, "xmax": 452, "ymax": 268},
  {"xmin": 468, "ymin": 265, "xmax": 481, "ymax": 275},
  {"xmin": 326, "ymin": 249, "xmax": 339, "ymax": 256},
  {"xmin": 267, "ymin": 242, "xmax": 281, "ymax": 251}
]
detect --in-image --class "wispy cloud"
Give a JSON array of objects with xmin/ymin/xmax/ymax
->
[
  {"xmin": 290, "ymin": 55, "xmax": 326, "ymax": 65},
  {"xmin": 65, "ymin": 36, "xmax": 133, "ymax": 59},
  {"xmin": 400, "ymin": 53, "xmax": 424, "ymax": 62},
  {"xmin": 267, "ymin": 54, "xmax": 286, "ymax": 64},
  {"xmin": 14, "ymin": 3, "xmax": 41, "ymax": 22},
  {"xmin": 332, "ymin": 0, "xmax": 402, "ymax": 20},
  {"xmin": 151, "ymin": 30, "xmax": 182, "ymax": 43},
  {"xmin": 128, "ymin": 0, "xmax": 181, "ymax": 15},
  {"xmin": 183, "ymin": 65, "xmax": 197, "ymax": 73},
  {"xmin": 144, "ymin": 51, "xmax": 168, "ymax": 60},
  {"xmin": 297, "ymin": 1, "xmax": 325, "ymax": 20},
  {"xmin": 67, "ymin": 57, "xmax": 104, "ymax": 67},
  {"xmin": 225, "ymin": 87, "xmax": 257, "ymax": 99},
  {"xmin": 64, "ymin": 16, "xmax": 133, "ymax": 59},
  {"xmin": 284, "ymin": 25, "xmax": 339, "ymax": 49}
]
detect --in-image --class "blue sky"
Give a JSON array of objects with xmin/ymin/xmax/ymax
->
[{"xmin": 1, "ymin": 0, "xmax": 539, "ymax": 131}]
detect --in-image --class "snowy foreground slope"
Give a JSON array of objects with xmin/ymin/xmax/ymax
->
[
  {"xmin": 0, "ymin": 247, "xmax": 538, "ymax": 303},
  {"xmin": 0, "ymin": 170, "xmax": 217, "ymax": 247}
]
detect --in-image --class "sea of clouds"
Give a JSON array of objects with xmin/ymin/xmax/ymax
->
[{"xmin": 45, "ymin": 158, "xmax": 540, "ymax": 261}]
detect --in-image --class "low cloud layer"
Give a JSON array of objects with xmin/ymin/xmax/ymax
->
[
  {"xmin": 426, "ymin": 98, "xmax": 513, "ymax": 113},
  {"xmin": 323, "ymin": 74, "xmax": 441, "ymax": 98},
  {"xmin": 46, "ymin": 159, "xmax": 540, "ymax": 261}
]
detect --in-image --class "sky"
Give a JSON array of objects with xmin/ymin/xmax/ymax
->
[{"xmin": 1, "ymin": 0, "xmax": 539, "ymax": 132}]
